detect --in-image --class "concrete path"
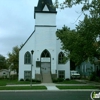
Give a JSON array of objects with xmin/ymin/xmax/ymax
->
[
  {"xmin": 6, "ymin": 83, "xmax": 60, "ymax": 90},
  {"xmin": 45, "ymin": 86, "xmax": 59, "ymax": 90},
  {"xmin": 5, "ymin": 80, "xmax": 100, "ymax": 91}
]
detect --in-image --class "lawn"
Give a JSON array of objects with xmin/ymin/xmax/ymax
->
[
  {"xmin": 0, "ymin": 79, "xmax": 41, "ymax": 86},
  {"xmin": 53, "ymin": 80, "xmax": 86, "ymax": 84},
  {"xmin": 56, "ymin": 86, "xmax": 100, "ymax": 89},
  {"xmin": 0, "ymin": 86, "xmax": 47, "ymax": 90}
]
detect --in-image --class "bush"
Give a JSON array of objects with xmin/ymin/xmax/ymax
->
[
  {"xmin": 89, "ymin": 72, "xmax": 100, "ymax": 82},
  {"xmin": 95, "ymin": 77, "xmax": 100, "ymax": 82},
  {"xmin": 35, "ymin": 79, "xmax": 41, "ymax": 83},
  {"xmin": 65, "ymin": 78, "xmax": 70, "ymax": 81},
  {"xmin": 25, "ymin": 79, "xmax": 30, "ymax": 81},
  {"xmin": 32, "ymin": 79, "xmax": 41, "ymax": 83},
  {"xmin": 52, "ymin": 78, "xmax": 64, "ymax": 83},
  {"xmin": 32, "ymin": 79, "xmax": 36, "ymax": 82},
  {"xmin": 57, "ymin": 78, "xmax": 64, "ymax": 82},
  {"xmin": 52, "ymin": 79, "xmax": 58, "ymax": 83},
  {"xmin": 20, "ymin": 78, "xmax": 24, "ymax": 81}
]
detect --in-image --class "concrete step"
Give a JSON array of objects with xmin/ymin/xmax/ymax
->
[{"xmin": 42, "ymin": 73, "xmax": 52, "ymax": 83}]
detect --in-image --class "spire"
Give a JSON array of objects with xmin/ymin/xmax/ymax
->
[{"xmin": 35, "ymin": 0, "xmax": 56, "ymax": 12}]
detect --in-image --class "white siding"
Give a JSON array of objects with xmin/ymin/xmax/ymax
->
[
  {"xmin": 19, "ymin": 3, "xmax": 70, "ymax": 80},
  {"xmin": 35, "ymin": 13, "xmax": 56, "ymax": 26}
]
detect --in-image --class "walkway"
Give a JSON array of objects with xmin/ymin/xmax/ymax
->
[{"xmin": 5, "ymin": 80, "xmax": 100, "ymax": 91}]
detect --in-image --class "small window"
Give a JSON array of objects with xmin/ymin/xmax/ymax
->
[
  {"xmin": 24, "ymin": 51, "xmax": 31, "ymax": 64},
  {"xmin": 58, "ymin": 71, "xmax": 65, "ymax": 78},
  {"xmin": 24, "ymin": 71, "xmax": 31, "ymax": 80},
  {"xmin": 36, "ymin": 61, "xmax": 41, "ymax": 67},
  {"xmin": 58, "ymin": 52, "xmax": 65, "ymax": 64}
]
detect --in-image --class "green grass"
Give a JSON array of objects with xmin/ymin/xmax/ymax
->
[
  {"xmin": 0, "ymin": 79, "xmax": 41, "ymax": 86},
  {"xmin": 53, "ymin": 80, "xmax": 85, "ymax": 84},
  {"xmin": 0, "ymin": 86, "xmax": 47, "ymax": 90},
  {"xmin": 56, "ymin": 86, "xmax": 100, "ymax": 89}
]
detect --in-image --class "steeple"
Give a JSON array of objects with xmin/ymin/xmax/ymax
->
[
  {"xmin": 34, "ymin": 0, "xmax": 57, "ymax": 26},
  {"xmin": 35, "ymin": 0, "xmax": 56, "ymax": 12}
]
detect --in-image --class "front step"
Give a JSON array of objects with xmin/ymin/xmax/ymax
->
[{"xmin": 42, "ymin": 73, "xmax": 52, "ymax": 83}]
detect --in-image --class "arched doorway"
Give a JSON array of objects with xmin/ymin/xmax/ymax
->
[{"xmin": 40, "ymin": 49, "xmax": 51, "ymax": 73}]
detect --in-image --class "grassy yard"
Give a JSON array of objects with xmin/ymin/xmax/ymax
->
[
  {"xmin": 56, "ymin": 86, "xmax": 100, "ymax": 89},
  {"xmin": 53, "ymin": 80, "xmax": 86, "ymax": 84},
  {"xmin": 0, "ymin": 79, "xmax": 85, "ymax": 86},
  {"xmin": 0, "ymin": 86, "xmax": 47, "ymax": 90},
  {"xmin": 0, "ymin": 79, "xmax": 41, "ymax": 86}
]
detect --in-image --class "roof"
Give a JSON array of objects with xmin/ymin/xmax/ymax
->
[
  {"xmin": 35, "ymin": 0, "xmax": 56, "ymax": 12},
  {"xmin": 0, "ymin": 69, "xmax": 9, "ymax": 72},
  {"xmin": 19, "ymin": 30, "xmax": 35, "ymax": 51}
]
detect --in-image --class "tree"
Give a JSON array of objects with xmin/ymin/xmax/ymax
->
[
  {"xmin": 54, "ymin": 0, "xmax": 100, "ymax": 13},
  {"xmin": 56, "ymin": 0, "xmax": 100, "ymax": 66},
  {"xmin": 7, "ymin": 46, "xmax": 19, "ymax": 75},
  {"xmin": 56, "ymin": 17, "xmax": 100, "ymax": 66},
  {"xmin": 0, "ymin": 54, "xmax": 7, "ymax": 69}
]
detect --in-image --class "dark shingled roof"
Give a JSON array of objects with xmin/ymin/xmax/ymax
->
[{"xmin": 35, "ymin": 0, "xmax": 56, "ymax": 12}]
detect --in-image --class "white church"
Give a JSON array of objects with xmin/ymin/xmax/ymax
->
[{"xmin": 19, "ymin": 0, "xmax": 70, "ymax": 82}]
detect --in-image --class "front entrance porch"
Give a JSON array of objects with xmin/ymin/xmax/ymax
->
[{"xmin": 40, "ymin": 49, "xmax": 52, "ymax": 83}]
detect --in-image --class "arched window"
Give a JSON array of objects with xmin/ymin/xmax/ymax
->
[
  {"xmin": 58, "ymin": 52, "xmax": 65, "ymax": 64},
  {"xmin": 24, "ymin": 51, "xmax": 31, "ymax": 64},
  {"xmin": 41, "ymin": 49, "xmax": 50, "ymax": 57}
]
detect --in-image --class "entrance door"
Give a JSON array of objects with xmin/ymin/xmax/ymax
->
[{"xmin": 41, "ymin": 62, "xmax": 50, "ymax": 73}]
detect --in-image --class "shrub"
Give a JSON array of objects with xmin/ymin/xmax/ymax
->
[
  {"xmin": 32, "ymin": 79, "xmax": 41, "ymax": 83},
  {"xmin": 35, "ymin": 79, "xmax": 41, "ymax": 83},
  {"xmin": 52, "ymin": 79, "xmax": 58, "ymax": 83},
  {"xmin": 57, "ymin": 78, "xmax": 64, "ymax": 82},
  {"xmin": 32, "ymin": 79, "xmax": 36, "ymax": 82},
  {"xmin": 65, "ymin": 78, "xmax": 70, "ymax": 81},
  {"xmin": 20, "ymin": 78, "xmax": 24, "ymax": 81},
  {"xmin": 95, "ymin": 77, "xmax": 100, "ymax": 82},
  {"xmin": 89, "ymin": 72, "xmax": 96, "ymax": 81},
  {"xmin": 25, "ymin": 79, "xmax": 30, "ymax": 81},
  {"xmin": 89, "ymin": 72, "xmax": 100, "ymax": 82},
  {"xmin": 52, "ymin": 78, "xmax": 64, "ymax": 82}
]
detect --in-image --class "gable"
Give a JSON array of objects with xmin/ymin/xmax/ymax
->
[
  {"xmin": 43, "ymin": 5, "xmax": 49, "ymax": 11},
  {"xmin": 35, "ymin": 0, "xmax": 56, "ymax": 12},
  {"xmin": 19, "ymin": 31, "xmax": 35, "ymax": 51}
]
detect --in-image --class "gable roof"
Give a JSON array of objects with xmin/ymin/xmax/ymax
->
[
  {"xmin": 35, "ymin": 0, "xmax": 56, "ymax": 12},
  {"xmin": 19, "ymin": 30, "xmax": 35, "ymax": 51}
]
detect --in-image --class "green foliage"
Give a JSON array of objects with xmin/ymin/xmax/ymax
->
[
  {"xmin": 55, "ymin": 0, "xmax": 100, "ymax": 66},
  {"xmin": 25, "ymin": 79, "xmax": 30, "ymax": 81},
  {"xmin": 52, "ymin": 78, "xmax": 64, "ymax": 82},
  {"xmin": 7, "ymin": 46, "xmax": 19, "ymax": 74},
  {"xmin": 56, "ymin": 14, "xmax": 100, "ymax": 65},
  {"xmin": 0, "ymin": 54, "xmax": 7, "ymax": 69},
  {"xmin": 55, "ymin": 0, "xmax": 100, "ymax": 15},
  {"xmin": 89, "ymin": 72, "xmax": 100, "ymax": 82},
  {"xmin": 20, "ymin": 78, "xmax": 24, "ymax": 81}
]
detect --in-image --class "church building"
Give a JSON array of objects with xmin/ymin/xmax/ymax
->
[{"xmin": 19, "ymin": 0, "xmax": 70, "ymax": 82}]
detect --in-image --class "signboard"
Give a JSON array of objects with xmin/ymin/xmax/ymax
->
[{"xmin": 41, "ymin": 58, "xmax": 50, "ymax": 62}]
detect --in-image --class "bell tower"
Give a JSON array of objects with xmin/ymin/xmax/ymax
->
[{"xmin": 34, "ymin": 0, "xmax": 57, "ymax": 26}]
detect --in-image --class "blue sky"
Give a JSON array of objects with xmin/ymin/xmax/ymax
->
[{"xmin": 0, "ymin": 0, "xmax": 84, "ymax": 57}]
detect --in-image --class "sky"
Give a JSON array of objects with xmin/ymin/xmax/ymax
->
[{"xmin": 0, "ymin": 0, "xmax": 84, "ymax": 58}]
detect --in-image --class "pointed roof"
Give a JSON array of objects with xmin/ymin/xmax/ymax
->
[{"xmin": 35, "ymin": 0, "xmax": 56, "ymax": 12}]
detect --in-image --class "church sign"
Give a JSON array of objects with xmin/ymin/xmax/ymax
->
[{"xmin": 41, "ymin": 58, "xmax": 50, "ymax": 62}]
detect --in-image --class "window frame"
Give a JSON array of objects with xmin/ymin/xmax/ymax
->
[
  {"xmin": 24, "ymin": 71, "xmax": 31, "ymax": 80},
  {"xmin": 58, "ymin": 52, "xmax": 65, "ymax": 64},
  {"xmin": 41, "ymin": 49, "xmax": 50, "ymax": 58},
  {"xmin": 58, "ymin": 70, "xmax": 65, "ymax": 79},
  {"xmin": 24, "ymin": 51, "xmax": 31, "ymax": 64}
]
